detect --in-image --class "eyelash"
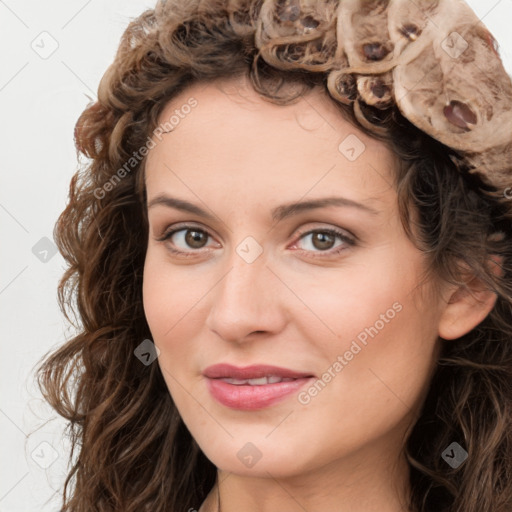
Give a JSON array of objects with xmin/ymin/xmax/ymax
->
[{"xmin": 156, "ymin": 223, "xmax": 356, "ymax": 259}]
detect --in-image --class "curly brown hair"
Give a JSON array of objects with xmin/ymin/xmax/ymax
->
[{"xmin": 35, "ymin": 1, "xmax": 512, "ymax": 511}]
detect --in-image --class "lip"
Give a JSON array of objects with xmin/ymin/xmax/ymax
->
[
  {"xmin": 203, "ymin": 363, "xmax": 315, "ymax": 380},
  {"xmin": 203, "ymin": 364, "xmax": 316, "ymax": 410}
]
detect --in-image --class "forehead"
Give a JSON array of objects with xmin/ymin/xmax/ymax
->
[{"xmin": 144, "ymin": 77, "xmax": 397, "ymax": 214}]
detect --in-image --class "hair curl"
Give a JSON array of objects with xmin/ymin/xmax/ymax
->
[{"xmin": 35, "ymin": 1, "xmax": 512, "ymax": 511}]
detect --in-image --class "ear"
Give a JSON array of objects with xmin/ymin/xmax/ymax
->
[{"xmin": 438, "ymin": 255, "xmax": 503, "ymax": 340}]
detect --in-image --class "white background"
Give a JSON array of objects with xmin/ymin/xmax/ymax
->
[{"xmin": 1, "ymin": 1, "xmax": 511, "ymax": 510}]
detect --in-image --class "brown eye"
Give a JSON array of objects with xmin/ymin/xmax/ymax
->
[
  {"xmin": 184, "ymin": 229, "xmax": 208, "ymax": 249},
  {"xmin": 294, "ymin": 228, "xmax": 356, "ymax": 257},
  {"xmin": 159, "ymin": 226, "xmax": 214, "ymax": 253},
  {"xmin": 311, "ymin": 232, "xmax": 336, "ymax": 250}
]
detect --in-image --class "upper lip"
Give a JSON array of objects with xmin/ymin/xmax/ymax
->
[{"xmin": 203, "ymin": 363, "xmax": 315, "ymax": 380}]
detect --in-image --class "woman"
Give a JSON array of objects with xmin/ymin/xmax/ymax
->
[{"xmin": 36, "ymin": 0, "xmax": 512, "ymax": 511}]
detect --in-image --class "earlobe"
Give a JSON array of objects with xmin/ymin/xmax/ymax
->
[{"xmin": 437, "ymin": 255, "xmax": 503, "ymax": 340}]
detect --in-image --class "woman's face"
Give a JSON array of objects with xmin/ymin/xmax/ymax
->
[{"xmin": 142, "ymin": 76, "xmax": 445, "ymax": 479}]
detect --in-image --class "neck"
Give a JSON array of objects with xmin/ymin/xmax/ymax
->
[{"xmin": 198, "ymin": 441, "xmax": 413, "ymax": 512}]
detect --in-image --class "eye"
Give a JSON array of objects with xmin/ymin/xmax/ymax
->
[
  {"xmin": 291, "ymin": 227, "xmax": 355, "ymax": 257},
  {"xmin": 156, "ymin": 224, "xmax": 218, "ymax": 257},
  {"xmin": 156, "ymin": 224, "xmax": 356, "ymax": 259}
]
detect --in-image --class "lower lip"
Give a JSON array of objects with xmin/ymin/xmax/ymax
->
[{"xmin": 205, "ymin": 377, "xmax": 314, "ymax": 410}]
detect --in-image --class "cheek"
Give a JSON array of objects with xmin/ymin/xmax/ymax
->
[
  {"xmin": 142, "ymin": 250, "xmax": 217, "ymax": 385},
  {"xmin": 143, "ymin": 257, "xmax": 190, "ymax": 401},
  {"xmin": 293, "ymin": 249, "xmax": 439, "ymax": 413},
  {"xmin": 288, "ymin": 246, "xmax": 423, "ymax": 350},
  {"xmin": 142, "ymin": 254, "xmax": 172, "ymax": 339},
  {"xmin": 142, "ymin": 249, "xmax": 204, "ymax": 339}
]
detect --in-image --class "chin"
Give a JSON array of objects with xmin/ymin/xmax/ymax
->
[{"xmin": 198, "ymin": 438, "xmax": 313, "ymax": 478}]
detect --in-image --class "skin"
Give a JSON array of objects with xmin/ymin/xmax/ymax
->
[{"xmin": 142, "ymin": 75, "xmax": 498, "ymax": 512}]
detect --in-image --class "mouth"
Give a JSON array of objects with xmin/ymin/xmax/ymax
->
[
  {"xmin": 219, "ymin": 375, "xmax": 300, "ymax": 385},
  {"xmin": 203, "ymin": 363, "xmax": 316, "ymax": 410},
  {"xmin": 203, "ymin": 363, "xmax": 316, "ymax": 381}
]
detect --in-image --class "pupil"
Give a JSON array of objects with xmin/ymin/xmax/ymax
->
[
  {"xmin": 186, "ymin": 230, "xmax": 206, "ymax": 248},
  {"xmin": 314, "ymin": 232, "xmax": 334, "ymax": 250}
]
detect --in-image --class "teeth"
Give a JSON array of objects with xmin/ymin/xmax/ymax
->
[
  {"xmin": 225, "ymin": 378, "xmax": 252, "ymax": 385},
  {"xmin": 247, "ymin": 377, "xmax": 269, "ymax": 385},
  {"xmin": 221, "ymin": 375, "xmax": 296, "ymax": 385}
]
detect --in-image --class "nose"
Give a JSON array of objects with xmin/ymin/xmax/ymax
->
[{"xmin": 205, "ymin": 246, "xmax": 286, "ymax": 344}]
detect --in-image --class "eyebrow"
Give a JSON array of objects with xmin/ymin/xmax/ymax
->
[{"xmin": 147, "ymin": 194, "xmax": 380, "ymax": 222}]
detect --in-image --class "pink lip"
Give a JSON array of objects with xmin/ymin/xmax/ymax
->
[
  {"xmin": 203, "ymin": 364, "xmax": 316, "ymax": 410},
  {"xmin": 203, "ymin": 363, "xmax": 315, "ymax": 380}
]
